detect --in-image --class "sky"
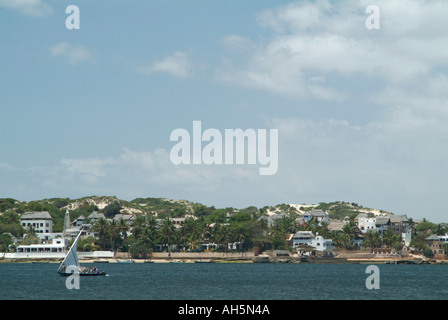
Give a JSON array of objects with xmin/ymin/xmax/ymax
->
[{"xmin": 1, "ymin": 0, "xmax": 447, "ymax": 223}]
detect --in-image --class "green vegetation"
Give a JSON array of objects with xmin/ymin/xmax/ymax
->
[
  {"xmin": 315, "ymin": 201, "xmax": 376, "ymax": 221},
  {"xmin": 0, "ymin": 197, "xmax": 447, "ymax": 258}
]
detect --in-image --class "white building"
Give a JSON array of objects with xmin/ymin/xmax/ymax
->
[
  {"xmin": 439, "ymin": 233, "xmax": 448, "ymax": 244},
  {"xmin": 356, "ymin": 213, "xmax": 377, "ymax": 233},
  {"xmin": 10, "ymin": 238, "xmax": 68, "ymax": 259},
  {"xmin": 302, "ymin": 210, "xmax": 329, "ymax": 225},
  {"xmin": 402, "ymin": 232, "xmax": 412, "ymax": 247},
  {"xmin": 292, "ymin": 231, "xmax": 334, "ymax": 253},
  {"xmin": 20, "ymin": 211, "xmax": 53, "ymax": 236}
]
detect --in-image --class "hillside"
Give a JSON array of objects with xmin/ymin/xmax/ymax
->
[{"xmin": 0, "ymin": 196, "xmax": 397, "ymax": 234}]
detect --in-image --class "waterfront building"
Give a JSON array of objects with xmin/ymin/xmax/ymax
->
[
  {"xmin": 292, "ymin": 231, "xmax": 334, "ymax": 254},
  {"xmin": 425, "ymin": 234, "xmax": 446, "ymax": 260},
  {"xmin": 20, "ymin": 211, "xmax": 53, "ymax": 238},
  {"xmin": 11, "ymin": 237, "xmax": 68, "ymax": 259},
  {"xmin": 438, "ymin": 233, "xmax": 448, "ymax": 244}
]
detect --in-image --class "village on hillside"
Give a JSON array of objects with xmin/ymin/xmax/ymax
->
[{"xmin": 1, "ymin": 197, "xmax": 447, "ymax": 263}]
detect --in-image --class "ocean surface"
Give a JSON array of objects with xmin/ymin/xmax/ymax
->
[{"xmin": 0, "ymin": 262, "xmax": 447, "ymax": 300}]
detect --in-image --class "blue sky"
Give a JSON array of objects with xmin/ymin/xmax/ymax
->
[{"xmin": 1, "ymin": 0, "xmax": 448, "ymax": 223}]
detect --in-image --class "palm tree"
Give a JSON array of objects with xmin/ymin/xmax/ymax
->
[
  {"xmin": 339, "ymin": 221, "xmax": 358, "ymax": 248},
  {"xmin": 159, "ymin": 217, "xmax": 177, "ymax": 253},
  {"xmin": 363, "ymin": 230, "xmax": 381, "ymax": 249},
  {"xmin": 181, "ymin": 218, "xmax": 203, "ymax": 251},
  {"xmin": 22, "ymin": 226, "xmax": 40, "ymax": 245},
  {"xmin": 93, "ymin": 217, "xmax": 109, "ymax": 250},
  {"xmin": 146, "ymin": 215, "xmax": 158, "ymax": 234},
  {"xmin": 230, "ymin": 224, "xmax": 248, "ymax": 250},
  {"xmin": 109, "ymin": 219, "xmax": 121, "ymax": 252},
  {"xmin": 210, "ymin": 223, "xmax": 230, "ymax": 251},
  {"xmin": 132, "ymin": 215, "xmax": 146, "ymax": 237},
  {"xmin": 139, "ymin": 226, "xmax": 155, "ymax": 253},
  {"xmin": 118, "ymin": 218, "xmax": 129, "ymax": 241},
  {"xmin": 317, "ymin": 222, "xmax": 330, "ymax": 238}
]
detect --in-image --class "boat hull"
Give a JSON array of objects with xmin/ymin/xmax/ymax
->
[{"xmin": 58, "ymin": 271, "xmax": 106, "ymax": 276}]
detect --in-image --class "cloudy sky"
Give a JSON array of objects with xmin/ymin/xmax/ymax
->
[{"xmin": 1, "ymin": 0, "xmax": 447, "ymax": 222}]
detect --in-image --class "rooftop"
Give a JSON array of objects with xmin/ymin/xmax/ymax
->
[{"xmin": 21, "ymin": 211, "xmax": 52, "ymax": 220}]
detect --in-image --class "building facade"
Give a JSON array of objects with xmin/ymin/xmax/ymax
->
[
  {"xmin": 292, "ymin": 231, "xmax": 334, "ymax": 254},
  {"xmin": 20, "ymin": 211, "xmax": 53, "ymax": 235}
]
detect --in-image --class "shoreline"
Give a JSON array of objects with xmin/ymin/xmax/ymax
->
[{"xmin": 1, "ymin": 256, "xmax": 447, "ymax": 265}]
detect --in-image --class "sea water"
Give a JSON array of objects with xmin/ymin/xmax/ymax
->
[{"xmin": 0, "ymin": 263, "xmax": 447, "ymax": 300}]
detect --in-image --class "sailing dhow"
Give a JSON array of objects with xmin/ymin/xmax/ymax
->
[{"xmin": 57, "ymin": 229, "xmax": 106, "ymax": 276}]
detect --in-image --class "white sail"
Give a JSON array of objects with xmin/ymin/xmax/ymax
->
[{"xmin": 57, "ymin": 230, "xmax": 82, "ymax": 273}]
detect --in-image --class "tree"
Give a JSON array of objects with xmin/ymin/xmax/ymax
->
[
  {"xmin": 159, "ymin": 217, "xmax": 177, "ymax": 253},
  {"xmin": 209, "ymin": 223, "xmax": 230, "ymax": 251},
  {"xmin": 145, "ymin": 215, "xmax": 158, "ymax": 235},
  {"xmin": 180, "ymin": 218, "xmax": 203, "ymax": 251},
  {"xmin": 103, "ymin": 201, "xmax": 122, "ymax": 218},
  {"xmin": 93, "ymin": 218, "xmax": 109, "ymax": 250},
  {"xmin": 382, "ymin": 230, "xmax": 403, "ymax": 251},
  {"xmin": 229, "ymin": 224, "xmax": 247, "ymax": 250},
  {"xmin": 118, "ymin": 218, "xmax": 129, "ymax": 240},
  {"xmin": 22, "ymin": 226, "xmax": 40, "ymax": 245},
  {"xmin": 338, "ymin": 221, "xmax": 357, "ymax": 249},
  {"xmin": 363, "ymin": 231, "xmax": 381, "ymax": 249},
  {"xmin": 79, "ymin": 236, "xmax": 99, "ymax": 252},
  {"xmin": 423, "ymin": 246, "xmax": 434, "ymax": 258},
  {"xmin": 0, "ymin": 233, "xmax": 13, "ymax": 252},
  {"xmin": 410, "ymin": 232, "xmax": 430, "ymax": 252},
  {"xmin": 271, "ymin": 232, "xmax": 287, "ymax": 250},
  {"xmin": 109, "ymin": 220, "xmax": 121, "ymax": 252},
  {"xmin": 131, "ymin": 215, "xmax": 146, "ymax": 237},
  {"xmin": 129, "ymin": 237, "xmax": 152, "ymax": 259},
  {"xmin": 415, "ymin": 218, "xmax": 437, "ymax": 233},
  {"xmin": 137, "ymin": 227, "xmax": 155, "ymax": 255},
  {"xmin": 26, "ymin": 201, "xmax": 43, "ymax": 212}
]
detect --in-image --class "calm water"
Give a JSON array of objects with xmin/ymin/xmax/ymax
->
[{"xmin": 0, "ymin": 262, "xmax": 447, "ymax": 300}]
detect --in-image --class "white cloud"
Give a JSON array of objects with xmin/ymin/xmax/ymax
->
[
  {"xmin": 136, "ymin": 51, "xmax": 193, "ymax": 78},
  {"xmin": 49, "ymin": 42, "xmax": 95, "ymax": 66},
  {"xmin": 216, "ymin": 0, "xmax": 448, "ymax": 99},
  {"xmin": 0, "ymin": 0, "xmax": 52, "ymax": 17}
]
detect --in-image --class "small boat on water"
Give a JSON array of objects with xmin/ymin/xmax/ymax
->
[
  {"xmin": 117, "ymin": 259, "xmax": 135, "ymax": 263},
  {"xmin": 194, "ymin": 260, "xmax": 213, "ymax": 263},
  {"xmin": 57, "ymin": 230, "xmax": 106, "ymax": 276}
]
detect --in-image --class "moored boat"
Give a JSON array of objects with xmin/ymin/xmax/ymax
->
[{"xmin": 117, "ymin": 259, "xmax": 135, "ymax": 263}]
